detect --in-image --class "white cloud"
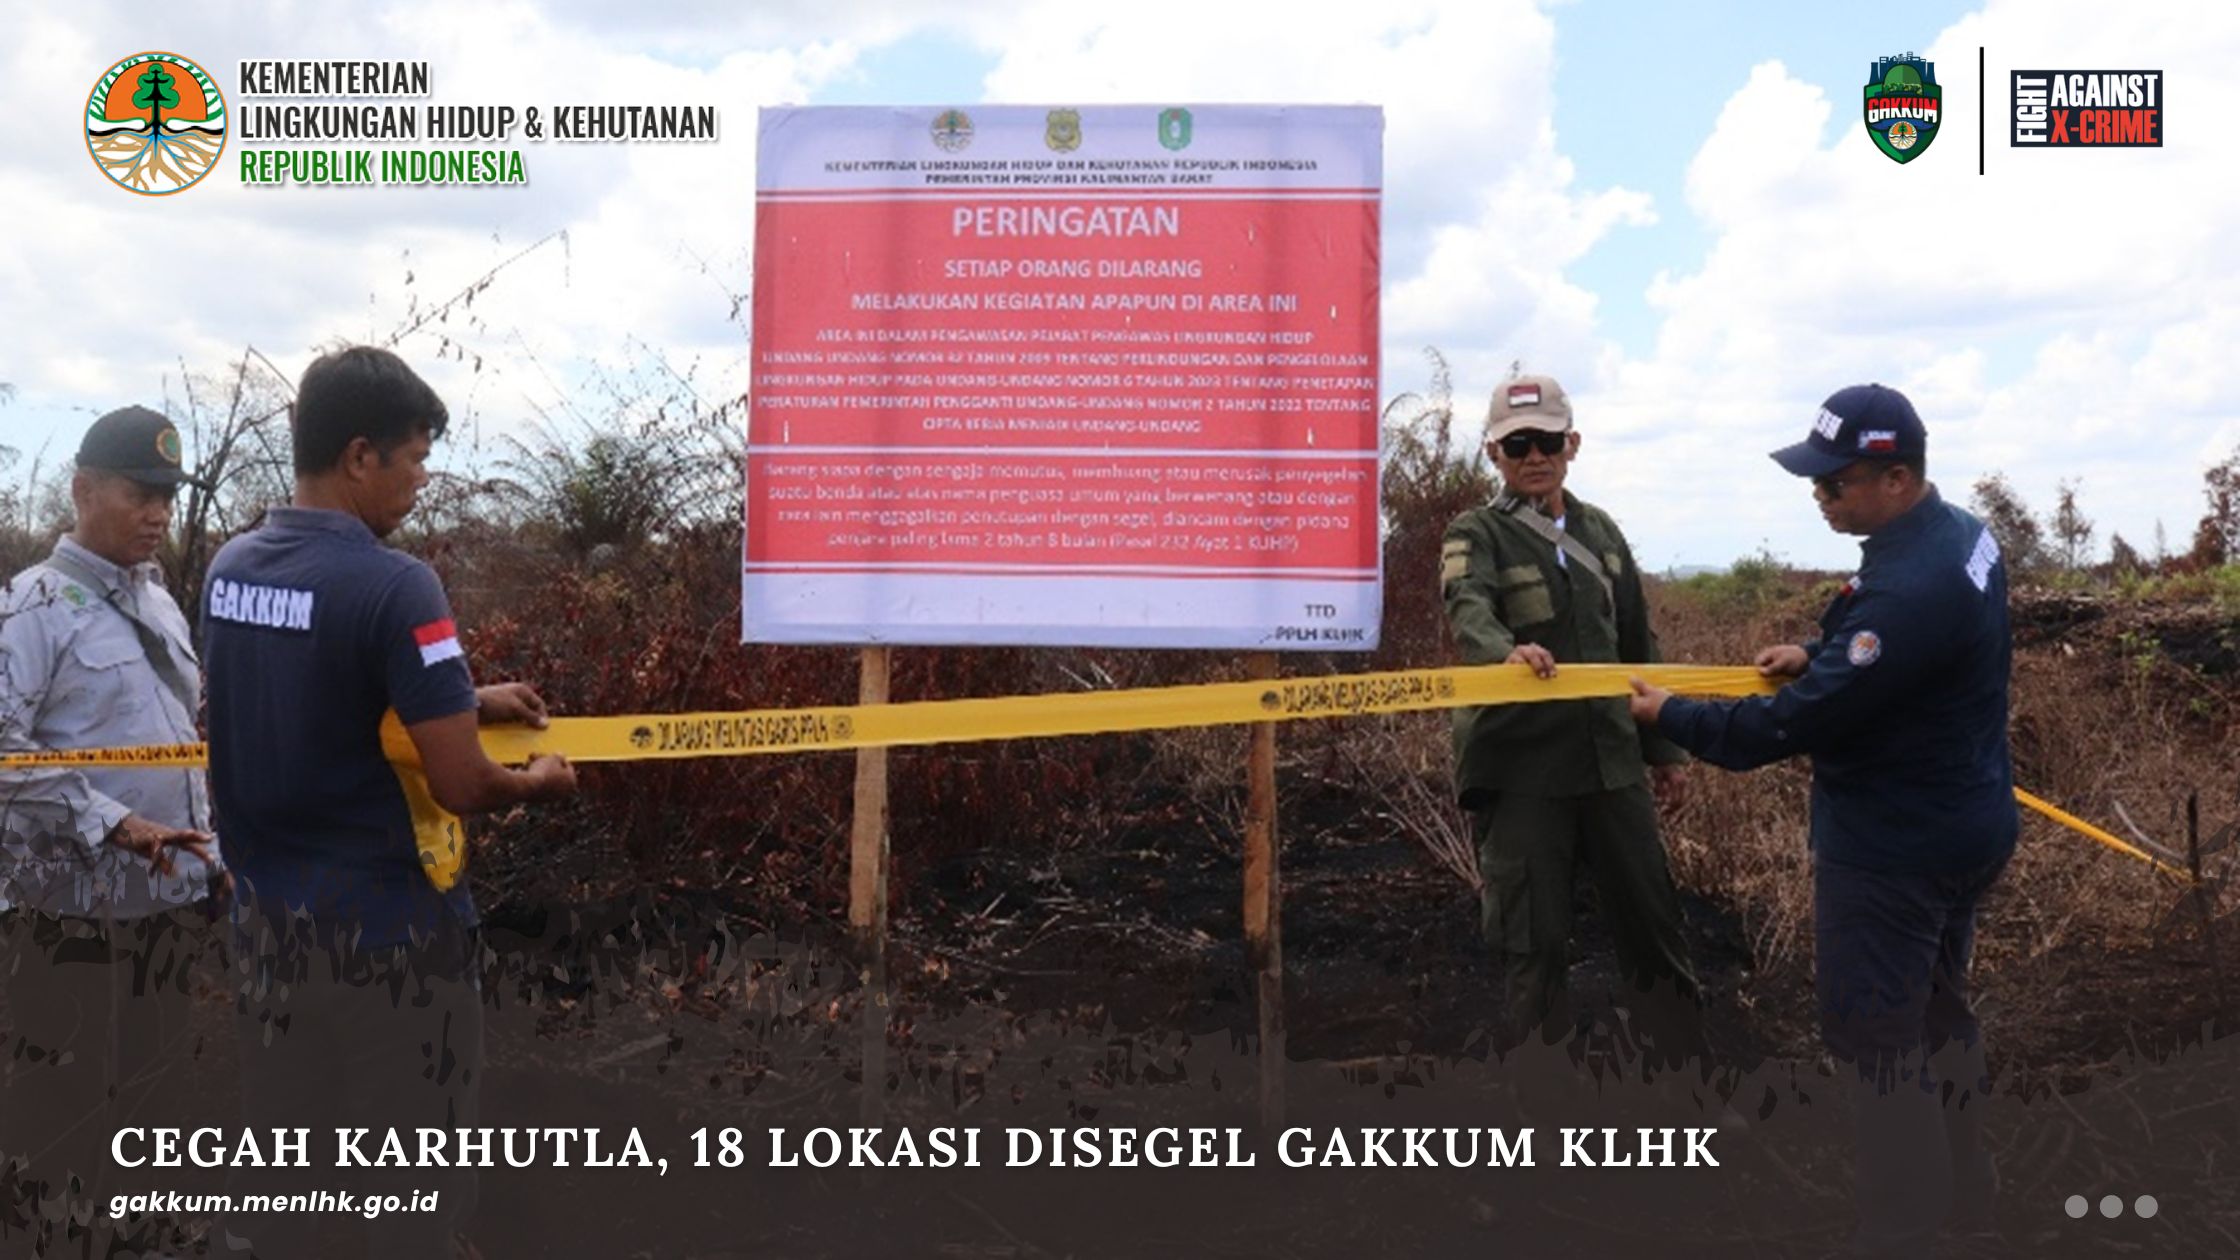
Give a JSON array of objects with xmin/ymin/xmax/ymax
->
[
  {"xmin": 3, "ymin": 0, "xmax": 1661, "ymax": 498},
  {"xmin": 962, "ymin": 0, "xmax": 1657, "ymax": 411},
  {"xmin": 1591, "ymin": 0, "xmax": 2240, "ymax": 569},
  {"xmin": 6, "ymin": 0, "xmax": 2235, "ymax": 573},
  {"xmin": 0, "ymin": 0, "xmax": 854, "ymax": 453}
]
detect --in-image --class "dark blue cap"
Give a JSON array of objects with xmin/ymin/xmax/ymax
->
[
  {"xmin": 77, "ymin": 405, "xmax": 202, "ymax": 488},
  {"xmin": 1769, "ymin": 383, "xmax": 1927, "ymax": 477}
]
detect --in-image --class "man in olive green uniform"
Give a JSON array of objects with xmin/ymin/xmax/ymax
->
[{"xmin": 1442, "ymin": 374, "xmax": 1703, "ymax": 1068}]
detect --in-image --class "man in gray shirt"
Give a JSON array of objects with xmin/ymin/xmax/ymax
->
[{"xmin": 0, "ymin": 405, "xmax": 220, "ymax": 1253}]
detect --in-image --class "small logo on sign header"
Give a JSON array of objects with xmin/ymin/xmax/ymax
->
[
  {"xmin": 930, "ymin": 109, "xmax": 973, "ymax": 152},
  {"xmin": 1045, "ymin": 108, "xmax": 1082, "ymax": 153}
]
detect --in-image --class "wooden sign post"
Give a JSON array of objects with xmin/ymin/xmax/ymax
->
[
  {"xmin": 850, "ymin": 645, "xmax": 892, "ymax": 1124},
  {"xmin": 1243, "ymin": 651, "xmax": 1285, "ymax": 1128}
]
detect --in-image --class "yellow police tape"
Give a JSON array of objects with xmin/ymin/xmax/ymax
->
[
  {"xmin": 450, "ymin": 662, "xmax": 1780, "ymax": 763},
  {"xmin": 2013, "ymin": 787, "xmax": 2199, "ymax": 884},
  {"xmin": 0, "ymin": 661, "xmax": 2193, "ymax": 882},
  {"xmin": 0, "ymin": 742, "xmax": 210, "ymax": 768},
  {"xmin": 0, "ymin": 663, "xmax": 1772, "ymax": 767}
]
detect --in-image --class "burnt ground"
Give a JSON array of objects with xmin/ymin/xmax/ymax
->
[
  {"xmin": 2011, "ymin": 588, "xmax": 2240, "ymax": 677},
  {"xmin": 442, "ymin": 581, "xmax": 2240, "ymax": 1255},
  {"xmin": 10, "ymin": 777, "xmax": 2240, "ymax": 1258},
  {"xmin": 456, "ymin": 777, "xmax": 2238, "ymax": 1258},
  {"xmin": 893, "ymin": 779, "xmax": 1785, "ymax": 1068}
]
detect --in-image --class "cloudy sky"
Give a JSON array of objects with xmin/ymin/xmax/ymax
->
[{"xmin": 3, "ymin": 0, "xmax": 2234, "ymax": 571}]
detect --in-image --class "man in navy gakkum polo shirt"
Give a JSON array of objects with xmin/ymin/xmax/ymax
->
[
  {"xmin": 203, "ymin": 346, "xmax": 577, "ymax": 1258},
  {"xmin": 1626, "ymin": 384, "xmax": 2016, "ymax": 1258}
]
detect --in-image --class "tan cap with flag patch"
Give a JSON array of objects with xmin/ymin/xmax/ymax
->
[{"xmin": 1485, "ymin": 374, "xmax": 1574, "ymax": 442}]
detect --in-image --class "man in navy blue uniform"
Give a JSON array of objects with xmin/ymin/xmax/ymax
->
[
  {"xmin": 1626, "ymin": 384, "xmax": 2014, "ymax": 1256},
  {"xmin": 203, "ymin": 345, "xmax": 577, "ymax": 1258}
]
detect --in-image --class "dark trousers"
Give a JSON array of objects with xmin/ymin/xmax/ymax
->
[
  {"xmin": 1814, "ymin": 852, "xmax": 2009, "ymax": 1257},
  {"xmin": 0, "ymin": 908, "xmax": 207, "ymax": 1257},
  {"xmin": 1474, "ymin": 785, "xmax": 1705, "ymax": 1071},
  {"xmin": 219, "ymin": 935, "xmax": 483, "ymax": 1260}
]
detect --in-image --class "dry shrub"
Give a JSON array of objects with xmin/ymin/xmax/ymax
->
[
  {"xmin": 1647, "ymin": 572, "xmax": 1829, "ymax": 970},
  {"xmin": 1374, "ymin": 351, "xmax": 1496, "ymax": 671},
  {"xmin": 1647, "ymin": 567, "xmax": 2240, "ymax": 1057},
  {"xmin": 1144, "ymin": 721, "xmax": 1250, "ymax": 820},
  {"xmin": 450, "ymin": 538, "xmax": 1315, "ymax": 916},
  {"xmin": 394, "ymin": 336, "xmax": 2237, "ymax": 1058},
  {"xmin": 451, "ymin": 524, "xmax": 860, "ymax": 910},
  {"xmin": 1320, "ymin": 711, "xmax": 1477, "ymax": 892},
  {"xmin": 1998, "ymin": 610, "xmax": 2240, "ymax": 959}
]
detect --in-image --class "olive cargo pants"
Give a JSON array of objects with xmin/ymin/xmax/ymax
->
[{"xmin": 1473, "ymin": 784, "xmax": 1705, "ymax": 1070}]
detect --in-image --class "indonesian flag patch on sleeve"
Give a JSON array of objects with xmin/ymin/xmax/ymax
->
[
  {"xmin": 413, "ymin": 618, "xmax": 464, "ymax": 667},
  {"xmin": 1847, "ymin": 629, "xmax": 1882, "ymax": 667}
]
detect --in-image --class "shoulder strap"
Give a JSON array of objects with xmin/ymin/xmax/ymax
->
[
  {"xmin": 42, "ymin": 548, "xmax": 199, "ymax": 721},
  {"xmin": 1497, "ymin": 494, "xmax": 1615, "ymax": 603}
]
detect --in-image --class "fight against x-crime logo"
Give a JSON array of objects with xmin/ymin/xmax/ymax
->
[
  {"xmin": 2012, "ymin": 71, "xmax": 2163, "ymax": 146},
  {"xmin": 84, "ymin": 51, "xmax": 227, "ymax": 194},
  {"xmin": 1864, "ymin": 53, "xmax": 1940, "ymax": 164}
]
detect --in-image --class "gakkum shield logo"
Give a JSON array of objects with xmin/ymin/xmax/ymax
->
[{"xmin": 1864, "ymin": 53, "xmax": 1940, "ymax": 164}]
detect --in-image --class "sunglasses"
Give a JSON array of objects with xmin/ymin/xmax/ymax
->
[
  {"xmin": 1812, "ymin": 467, "xmax": 1885, "ymax": 500},
  {"xmin": 1495, "ymin": 430, "xmax": 1567, "ymax": 459}
]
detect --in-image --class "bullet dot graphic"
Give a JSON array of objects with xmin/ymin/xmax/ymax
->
[
  {"xmin": 2100, "ymin": 1195, "xmax": 2123, "ymax": 1218},
  {"xmin": 2065, "ymin": 1195, "xmax": 2088, "ymax": 1219},
  {"xmin": 2136, "ymin": 1196, "xmax": 2158, "ymax": 1219}
]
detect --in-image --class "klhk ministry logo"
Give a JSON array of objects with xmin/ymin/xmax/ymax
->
[
  {"xmin": 1158, "ymin": 108, "xmax": 1193, "ymax": 151},
  {"xmin": 1864, "ymin": 53, "xmax": 1941, "ymax": 164},
  {"xmin": 85, "ymin": 51, "xmax": 227, "ymax": 194},
  {"xmin": 930, "ymin": 109, "xmax": 973, "ymax": 153},
  {"xmin": 1045, "ymin": 108, "xmax": 1082, "ymax": 153}
]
